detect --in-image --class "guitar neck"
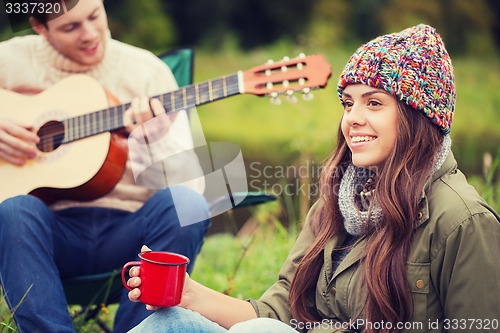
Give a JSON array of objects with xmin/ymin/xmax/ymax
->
[
  {"xmin": 60, "ymin": 54, "xmax": 333, "ymax": 144},
  {"xmin": 62, "ymin": 72, "xmax": 242, "ymax": 143}
]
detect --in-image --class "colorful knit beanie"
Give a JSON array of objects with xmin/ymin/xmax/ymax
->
[{"xmin": 337, "ymin": 24, "xmax": 456, "ymax": 134}]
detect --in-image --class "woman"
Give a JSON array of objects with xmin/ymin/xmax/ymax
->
[{"xmin": 127, "ymin": 24, "xmax": 500, "ymax": 333}]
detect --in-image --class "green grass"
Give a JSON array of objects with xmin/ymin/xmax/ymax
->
[
  {"xmin": 191, "ymin": 201, "xmax": 298, "ymax": 300},
  {"xmin": 0, "ymin": 298, "xmax": 15, "ymax": 333}
]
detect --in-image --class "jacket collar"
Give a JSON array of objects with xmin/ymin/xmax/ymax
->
[
  {"xmin": 415, "ymin": 150, "xmax": 457, "ymax": 228},
  {"xmin": 330, "ymin": 235, "xmax": 367, "ymax": 281}
]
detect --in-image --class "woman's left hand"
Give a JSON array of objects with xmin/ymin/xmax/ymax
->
[{"xmin": 127, "ymin": 245, "xmax": 160, "ymax": 311}]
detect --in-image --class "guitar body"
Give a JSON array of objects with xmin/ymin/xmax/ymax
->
[{"xmin": 0, "ymin": 75, "xmax": 128, "ymax": 204}]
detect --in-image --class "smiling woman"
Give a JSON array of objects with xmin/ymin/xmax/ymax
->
[
  {"xmin": 340, "ymin": 85, "xmax": 399, "ymax": 169},
  {"xmin": 124, "ymin": 24, "xmax": 500, "ymax": 333}
]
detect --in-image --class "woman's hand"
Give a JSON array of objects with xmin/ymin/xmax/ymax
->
[
  {"xmin": 0, "ymin": 118, "xmax": 39, "ymax": 165},
  {"xmin": 127, "ymin": 245, "xmax": 193, "ymax": 311},
  {"xmin": 128, "ymin": 245, "xmax": 257, "ymax": 328},
  {"xmin": 127, "ymin": 245, "xmax": 157, "ymax": 310}
]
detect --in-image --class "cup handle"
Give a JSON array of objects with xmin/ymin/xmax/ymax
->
[{"xmin": 122, "ymin": 261, "xmax": 141, "ymax": 291}]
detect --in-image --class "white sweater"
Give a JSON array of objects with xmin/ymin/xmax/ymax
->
[{"xmin": 0, "ymin": 34, "xmax": 204, "ymax": 212}]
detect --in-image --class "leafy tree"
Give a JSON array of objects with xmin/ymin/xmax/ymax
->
[
  {"xmin": 379, "ymin": 0, "xmax": 442, "ymax": 34},
  {"xmin": 105, "ymin": 0, "xmax": 176, "ymax": 53},
  {"xmin": 163, "ymin": 0, "xmax": 312, "ymax": 50},
  {"xmin": 439, "ymin": 0, "xmax": 495, "ymax": 56},
  {"xmin": 487, "ymin": 0, "xmax": 500, "ymax": 46}
]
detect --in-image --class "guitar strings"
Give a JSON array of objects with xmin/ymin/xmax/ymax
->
[{"xmin": 36, "ymin": 75, "xmax": 242, "ymax": 150}]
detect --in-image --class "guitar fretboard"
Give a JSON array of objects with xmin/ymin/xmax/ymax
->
[{"xmin": 62, "ymin": 73, "xmax": 241, "ymax": 143}]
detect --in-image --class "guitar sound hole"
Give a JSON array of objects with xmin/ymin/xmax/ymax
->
[{"xmin": 36, "ymin": 121, "xmax": 65, "ymax": 153}]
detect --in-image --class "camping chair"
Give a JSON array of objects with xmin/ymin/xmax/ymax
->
[{"xmin": 63, "ymin": 47, "xmax": 276, "ymax": 332}]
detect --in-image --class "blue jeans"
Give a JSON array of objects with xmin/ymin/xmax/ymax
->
[
  {"xmin": 129, "ymin": 306, "xmax": 299, "ymax": 333},
  {"xmin": 0, "ymin": 187, "xmax": 210, "ymax": 333}
]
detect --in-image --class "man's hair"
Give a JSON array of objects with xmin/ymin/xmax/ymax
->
[{"xmin": 30, "ymin": 0, "xmax": 79, "ymax": 27}]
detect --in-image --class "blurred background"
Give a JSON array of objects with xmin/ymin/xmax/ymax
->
[{"xmin": 1, "ymin": 1, "xmax": 499, "ymax": 330}]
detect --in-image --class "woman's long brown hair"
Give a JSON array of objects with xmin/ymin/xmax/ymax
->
[{"xmin": 289, "ymin": 102, "xmax": 445, "ymax": 332}]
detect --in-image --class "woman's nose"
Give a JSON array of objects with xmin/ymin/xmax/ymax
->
[{"xmin": 344, "ymin": 104, "xmax": 366, "ymax": 126}]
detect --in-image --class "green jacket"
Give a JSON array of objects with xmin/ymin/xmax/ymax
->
[{"xmin": 250, "ymin": 152, "xmax": 500, "ymax": 332}]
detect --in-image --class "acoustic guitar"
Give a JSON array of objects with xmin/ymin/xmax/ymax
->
[{"xmin": 0, "ymin": 54, "xmax": 332, "ymax": 204}]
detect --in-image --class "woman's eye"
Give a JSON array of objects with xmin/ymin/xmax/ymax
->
[
  {"xmin": 341, "ymin": 100, "xmax": 353, "ymax": 110},
  {"xmin": 368, "ymin": 100, "xmax": 382, "ymax": 107}
]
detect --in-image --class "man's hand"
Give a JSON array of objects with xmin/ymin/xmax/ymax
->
[
  {"xmin": 123, "ymin": 97, "xmax": 172, "ymax": 139},
  {"xmin": 0, "ymin": 118, "xmax": 40, "ymax": 165}
]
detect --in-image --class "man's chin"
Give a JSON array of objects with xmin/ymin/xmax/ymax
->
[{"xmin": 77, "ymin": 54, "xmax": 104, "ymax": 67}]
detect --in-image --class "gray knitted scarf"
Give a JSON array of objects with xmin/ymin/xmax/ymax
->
[{"xmin": 339, "ymin": 135, "xmax": 452, "ymax": 236}]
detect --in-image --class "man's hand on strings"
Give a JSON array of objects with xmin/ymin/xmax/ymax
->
[{"xmin": 123, "ymin": 97, "xmax": 173, "ymax": 141}]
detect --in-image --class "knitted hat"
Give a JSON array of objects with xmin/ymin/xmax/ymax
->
[{"xmin": 337, "ymin": 24, "xmax": 456, "ymax": 133}]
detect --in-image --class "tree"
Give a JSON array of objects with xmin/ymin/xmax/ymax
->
[{"xmin": 105, "ymin": 0, "xmax": 176, "ymax": 53}]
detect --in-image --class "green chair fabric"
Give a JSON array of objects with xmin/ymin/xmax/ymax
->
[{"xmin": 157, "ymin": 48, "xmax": 194, "ymax": 88}]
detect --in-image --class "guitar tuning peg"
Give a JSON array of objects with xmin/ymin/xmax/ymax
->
[
  {"xmin": 302, "ymin": 92, "xmax": 314, "ymax": 101},
  {"xmin": 302, "ymin": 88, "xmax": 314, "ymax": 101},
  {"xmin": 298, "ymin": 53, "xmax": 306, "ymax": 58},
  {"xmin": 266, "ymin": 59, "xmax": 274, "ymax": 65},
  {"xmin": 271, "ymin": 96, "xmax": 282, "ymax": 105},
  {"xmin": 282, "ymin": 56, "xmax": 290, "ymax": 61},
  {"xmin": 270, "ymin": 92, "xmax": 282, "ymax": 105},
  {"xmin": 286, "ymin": 90, "xmax": 297, "ymax": 103}
]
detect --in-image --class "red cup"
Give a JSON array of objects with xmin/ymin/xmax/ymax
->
[{"xmin": 122, "ymin": 251, "xmax": 189, "ymax": 307}]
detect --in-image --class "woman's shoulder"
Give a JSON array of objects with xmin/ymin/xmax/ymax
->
[
  {"xmin": 426, "ymin": 150, "xmax": 497, "ymax": 226},
  {"xmin": 424, "ymin": 167, "xmax": 500, "ymax": 258},
  {"xmin": 429, "ymin": 167, "xmax": 496, "ymax": 222}
]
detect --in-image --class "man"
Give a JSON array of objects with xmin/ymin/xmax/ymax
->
[{"xmin": 0, "ymin": 0, "xmax": 210, "ymax": 332}]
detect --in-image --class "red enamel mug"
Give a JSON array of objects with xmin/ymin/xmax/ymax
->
[{"xmin": 122, "ymin": 251, "xmax": 189, "ymax": 307}]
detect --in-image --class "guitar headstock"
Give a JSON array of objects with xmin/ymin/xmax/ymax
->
[{"xmin": 242, "ymin": 53, "xmax": 332, "ymax": 103}]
